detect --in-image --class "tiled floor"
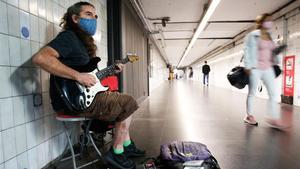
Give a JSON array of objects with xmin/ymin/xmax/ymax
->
[{"xmin": 46, "ymin": 80, "xmax": 300, "ymax": 169}]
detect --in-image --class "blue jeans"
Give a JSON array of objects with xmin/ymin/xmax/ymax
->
[{"xmin": 203, "ymin": 74, "xmax": 209, "ymax": 85}]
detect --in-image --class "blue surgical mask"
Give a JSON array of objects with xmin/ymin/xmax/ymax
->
[{"xmin": 79, "ymin": 18, "xmax": 97, "ymax": 35}]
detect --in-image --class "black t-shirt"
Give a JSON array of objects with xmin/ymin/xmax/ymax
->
[{"xmin": 47, "ymin": 30, "xmax": 90, "ymax": 112}]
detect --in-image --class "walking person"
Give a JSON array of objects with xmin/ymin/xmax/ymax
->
[
  {"xmin": 243, "ymin": 13, "xmax": 287, "ymax": 129},
  {"xmin": 202, "ymin": 61, "xmax": 210, "ymax": 86}
]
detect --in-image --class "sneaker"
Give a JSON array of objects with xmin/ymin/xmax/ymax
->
[
  {"xmin": 243, "ymin": 115, "xmax": 258, "ymax": 126},
  {"xmin": 266, "ymin": 119, "xmax": 289, "ymax": 130},
  {"xmin": 105, "ymin": 148, "xmax": 135, "ymax": 169},
  {"xmin": 124, "ymin": 141, "xmax": 146, "ymax": 157}
]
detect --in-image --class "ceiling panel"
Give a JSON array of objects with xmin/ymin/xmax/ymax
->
[
  {"xmin": 161, "ymin": 23, "xmax": 198, "ymax": 31},
  {"xmin": 181, "ymin": 39, "xmax": 230, "ymax": 65},
  {"xmin": 140, "ymin": 0, "xmax": 207, "ymax": 22},
  {"xmin": 209, "ymin": 0, "xmax": 291, "ymax": 21},
  {"xmin": 164, "ymin": 40, "xmax": 189, "ymax": 65},
  {"xmin": 163, "ymin": 31, "xmax": 194, "ymax": 39}
]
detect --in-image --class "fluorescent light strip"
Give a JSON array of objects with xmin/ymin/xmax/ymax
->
[{"xmin": 177, "ymin": 0, "xmax": 221, "ymax": 67}]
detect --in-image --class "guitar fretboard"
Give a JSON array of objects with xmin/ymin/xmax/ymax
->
[{"xmin": 95, "ymin": 57, "xmax": 129, "ymax": 80}]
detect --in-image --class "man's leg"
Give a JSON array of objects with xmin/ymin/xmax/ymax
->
[
  {"xmin": 207, "ymin": 74, "xmax": 209, "ymax": 85},
  {"xmin": 112, "ymin": 115, "xmax": 132, "ymax": 150},
  {"xmin": 105, "ymin": 119, "xmax": 135, "ymax": 169}
]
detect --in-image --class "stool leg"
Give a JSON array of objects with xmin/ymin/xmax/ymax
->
[
  {"xmin": 85, "ymin": 120, "xmax": 103, "ymax": 158},
  {"xmin": 79, "ymin": 120, "xmax": 91, "ymax": 158},
  {"xmin": 63, "ymin": 121, "xmax": 77, "ymax": 169}
]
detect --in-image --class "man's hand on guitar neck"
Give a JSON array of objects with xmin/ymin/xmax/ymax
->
[
  {"xmin": 114, "ymin": 63, "xmax": 124, "ymax": 74},
  {"xmin": 75, "ymin": 73, "xmax": 97, "ymax": 87}
]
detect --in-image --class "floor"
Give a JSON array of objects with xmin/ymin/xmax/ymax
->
[{"xmin": 46, "ymin": 80, "xmax": 300, "ymax": 169}]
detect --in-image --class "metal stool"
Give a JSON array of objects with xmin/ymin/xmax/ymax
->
[{"xmin": 56, "ymin": 113, "xmax": 103, "ymax": 169}]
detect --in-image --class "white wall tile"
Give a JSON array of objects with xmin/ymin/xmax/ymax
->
[
  {"xmin": 30, "ymin": 41, "xmax": 40, "ymax": 57},
  {"xmin": 4, "ymin": 157, "xmax": 17, "ymax": 169},
  {"xmin": 0, "ymin": 67, "xmax": 12, "ymax": 98},
  {"xmin": 42, "ymin": 93, "xmax": 53, "ymax": 116},
  {"xmin": 43, "ymin": 116, "xmax": 51, "ymax": 141},
  {"xmin": 36, "ymin": 143, "xmax": 46, "ymax": 168},
  {"xmin": 0, "ymin": 98, "xmax": 14, "ymax": 130},
  {"xmin": 9, "ymin": 36, "xmax": 21, "ymax": 66},
  {"xmin": 51, "ymin": 117, "xmax": 64, "ymax": 136},
  {"xmin": 52, "ymin": 2, "xmax": 60, "ymax": 25},
  {"xmin": 27, "ymin": 147, "xmax": 38, "ymax": 169},
  {"xmin": 43, "ymin": 140, "xmax": 51, "ymax": 164},
  {"xmin": 7, "ymin": 0, "xmax": 18, "ymax": 7},
  {"xmin": 19, "ymin": 0, "xmax": 29, "ymax": 11},
  {"xmin": 38, "ymin": 0, "xmax": 46, "ymax": 18},
  {"xmin": 13, "ymin": 96, "xmax": 25, "ymax": 125},
  {"xmin": 39, "ymin": 18, "xmax": 47, "ymax": 43},
  {"xmin": 35, "ymin": 119, "xmax": 44, "ymax": 144},
  {"xmin": 7, "ymin": 5, "xmax": 20, "ymax": 37},
  {"xmin": 50, "ymin": 135, "xmax": 60, "ymax": 159},
  {"xmin": 58, "ymin": 132, "xmax": 67, "ymax": 154},
  {"xmin": 32, "ymin": 68, "xmax": 42, "ymax": 94},
  {"xmin": 2, "ymin": 128, "xmax": 16, "ymax": 161},
  {"xmin": 46, "ymin": 22, "xmax": 54, "ymax": 43},
  {"xmin": 26, "ymin": 121, "xmax": 36, "ymax": 149},
  {"xmin": 0, "ymin": 132, "xmax": 3, "ymax": 163},
  {"xmin": 10, "ymin": 67, "xmax": 24, "ymax": 96},
  {"xmin": 0, "ymin": 163, "xmax": 3, "ymax": 169},
  {"xmin": 19, "ymin": 66, "xmax": 35, "ymax": 91},
  {"xmin": 20, "ymin": 39, "xmax": 32, "ymax": 66},
  {"xmin": 0, "ymin": 34, "xmax": 10, "ymax": 66},
  {"xmin": 29, "ymin": 0, "xmax": 38, "ymax": 15},
  {"xmin": 46, "ymin": 0, "xmax": 53, "ymax": 22},
  {"xmin": 20, "ymin": 10, "xmax": 30, "ymax": 40},
  {"xmin": 0, "ymin": 1, "xmax": 8, "ymax": 34},
  {"xmin": 34, "ymin": 101, "xmax": 43, "ymax": 120},
  {"xmin": 24, "ymin": 95, "xmax": 34, "ymax": 122},
  {"xmin": 17, "ymin": 152, "xmax": 29, "ymax": 169},
  {"xmin": 30, "ymin": 15, "xmax": 39, "ymax": 42},
  {"xmin": 41, "ymin": 69, "xmax": 49, "ymax": 93},
  {"xmin": 15, "ymin": 124, "xmax": 27, "ymax": 154}
]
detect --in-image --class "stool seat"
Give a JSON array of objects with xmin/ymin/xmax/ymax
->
[{"xmin": 56, "ymin": 113, "xmax": 91, "ymax": 122}]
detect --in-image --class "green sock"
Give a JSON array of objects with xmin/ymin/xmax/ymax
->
[
  {"xmin": 123, "ymin": 140, "xmax": 132, "ymax": 147},
  {"xmin": 113, "ymin": 147, "xmax": 124, "ymax": 154}
]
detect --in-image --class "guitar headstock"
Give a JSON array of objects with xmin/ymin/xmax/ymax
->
[{"xmin": 126, "ymin": 53, "xmax": 139, "ymax": 63}]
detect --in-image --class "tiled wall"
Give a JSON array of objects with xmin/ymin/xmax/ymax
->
[
  {"xmin": 286, "ymin": 11, "xmax": 300, "ymax": 106},
  {"xmin": 0, "ymin": 0, "xmax": 107, "ymax": 168},
  {"xmin": 193, "ymin": 10, "xmax": 300, "ymax": 106},
  {"xmin": 149, "ymin": 42, "xmax": 168, "ymax": 93}
]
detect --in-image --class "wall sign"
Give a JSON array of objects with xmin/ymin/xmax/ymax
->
[{"xmin": 283, "ymin": 55, "xmax": 295, "ymax": 96}]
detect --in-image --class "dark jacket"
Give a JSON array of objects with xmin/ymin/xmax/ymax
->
[{"xmin": 202, "ymin": 65, "xmax": 210, "ymax": 74}]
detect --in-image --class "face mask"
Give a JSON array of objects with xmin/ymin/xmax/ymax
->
[
  {"xmin": 79, "ymin": 18, "xmax": 97, "ymax": 35},
  {"xmin": 262, "ymin": 21, "xmax": 273, "ymax": 29}
]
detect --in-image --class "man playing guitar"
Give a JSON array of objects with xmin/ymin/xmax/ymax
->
[{"xmin": 32, "ymin": 2, "xmax": 144, "ymax": 169}]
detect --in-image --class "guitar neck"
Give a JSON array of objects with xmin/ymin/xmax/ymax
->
[{"xmin": 95, "ymin": 58, "xmax": 129, "ymax": 80}]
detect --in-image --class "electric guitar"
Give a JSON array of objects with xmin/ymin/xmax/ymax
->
[{"xmin": 54, "ymin": 54, "xmax": 139, "ymax": 112}]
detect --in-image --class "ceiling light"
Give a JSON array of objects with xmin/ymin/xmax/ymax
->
[{"xmin": 177, "ymin": 0, "xmax": 221, "ymax": 67}]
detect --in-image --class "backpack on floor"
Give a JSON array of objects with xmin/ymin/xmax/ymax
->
[{"xmin": 158, "ymin": 141, "xmax": 221, "ymax": 169}]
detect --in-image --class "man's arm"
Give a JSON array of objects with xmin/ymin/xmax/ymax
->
[{"xmin": 32, "ymin": 46, "xmax": 96, "ymax": 87}]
